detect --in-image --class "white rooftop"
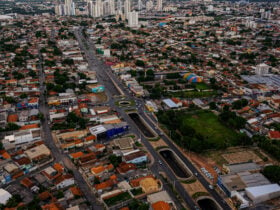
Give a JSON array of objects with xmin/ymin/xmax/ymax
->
[
  {"xmin": 162, "ymin": 99, "xmax": 178, "ymax": 108},
  {"xmin": 89, "ymin": 125, "xmax": 106, "ymax": 135},
  {"xmin": 0, "ymin": 189, "xmax": 12, "ymax": 205},
  {"xmin": 246, "ymin": 184, "xmax": 280, "ymax": 198}
]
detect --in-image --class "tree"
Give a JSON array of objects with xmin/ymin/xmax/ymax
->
[
  {"xmin": 209, "ymin": 102, "xmax": 217, "ymax": 110},
  {"xmin": 263, "ymin": 165, "xmax": 280, "ymax": 183},
  {"xmin": 96, "ymin": 24, "xmax": 104, "ymax": 29},
  {"xmin": 37, "ymin": 112, "xmax": 45, "ymax": 121},
  {"xmin": 6, "ymin": 194, "xmax": 22, "ymax": 208},
  {"xmin": 232, "ymin": 99, "xmax": 248, "ymax": 110},
  {"xmin": 5, "ymin": 123, "xmax": 20, "ymax": 131},
  {"xmin": 135, "ymin": 60, "xmax": 145, "ymax": 67},
  {"xmin": 128, "ymin": 199, "xmax": 149, "ymax": 210},
  {"xmin": 94, "ymin": 176, "xmax": 100, "ymax": 184},
  {"xmin": 210, "ymin": 78, "xmax": 216, "ymax": 85},
  {"xmin": 166, "ymin": 73, "xmax": 180, "ymax": 79},
  {"xmin": 108, "ymin": 155, "xmax": 122, "ymax": 168},
  {"xmin": 62, "ymin": 58, "xmax": 74, "ymax": 66},
  {"xmin": 3, "ymin": 96, "xmax": 16, "ymax": 104},
  {"xmin": 53, "ymin": 47, "xmax": 62, "ymax": 56},
  {"xmin": 129, "ymin": 70, "xmax": 137, "ymax": 77},
  {"xmin": 19, "ymin": 93, "xmax": 27, "ymax": 99},
  {"xmin": 78, "ymin": 72, "xmax": 87, "ymax": 80},
  {"xmin": 28, "ymin": 70, "xmax": 37, "ymax": 77},
  {"xmin": 35, "ymin": 31, "xmax": 42, "ymax": 38}
]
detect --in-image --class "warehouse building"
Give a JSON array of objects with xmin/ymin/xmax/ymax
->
[{"xmin": 245, "ymin": 184, "xmax": 280, "ymax": 204}]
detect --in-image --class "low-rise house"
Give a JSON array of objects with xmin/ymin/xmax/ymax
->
[
  {"xmin": 4, "ymin": 127, "xmax": 41, "ymax": 145},
  {"xmin": 55, "ymin": 174, "xmax": 75, "ymax": 189},
  {"xmin": 78, "ymin": 152, "xmax": 97, "ymax": 166},
  {"xmin": 268, "ymin": 130, "xmax": 280, "ymax": 140},
  {"xmin": 116, "ymin": 162, "xmax": 137, "ymax": 175},
  {"xmin": 91, "ymin": 164, "xmax": 114, "ymax": 177},
  {"xmin": 123, "ymin": 150, "xmax": 148, "ymax": 164},
  {"xmin": 24, "ymin": 144, "xmax": 51, "ymax": 163},
  {"xmin": 94, "ymin": 178, "xmax": 118, "ymax": 192},
  {"xmin": 42, "ymin": 166, "xmax": 61, "ymax": 180},
  {"xmin": 110, "ymin": 137, "xmax": 134, "ymax": 151}
]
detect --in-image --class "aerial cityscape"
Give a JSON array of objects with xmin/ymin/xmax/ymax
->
[{"xmin": 0, "ymin": 0, "xmax": 279, "ymax": 209}]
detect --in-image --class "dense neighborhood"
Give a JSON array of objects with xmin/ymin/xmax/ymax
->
[{"xmin": 0, "ymin": 0, "xmax": 279, "ymax": 210}]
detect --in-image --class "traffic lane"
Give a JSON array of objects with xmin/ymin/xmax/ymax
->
[
  {"xmin": 140, "ymin": 112, "xmax": 231, "ymax": 210},
  {"xmin": 76, "ymin": 30, "xmax": 198, "ymax": 209},
  {"xmin": 120, "ymin": 113, "xmax": 197, "ymax": 209},
  {"xmin": 38, "ymin": 50, "xmax": 102, "ymax": 210}
]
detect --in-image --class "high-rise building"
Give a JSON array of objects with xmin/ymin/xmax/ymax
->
[
  {"xmin": 109, "ymin": 0, "xmax": 115, "ymax": 15},
  {"xmin": 255, "ymin": 63, "xmax": 270, "ymax": 75},
  {"xmin": 116, "ymin": 0, "xmax": 122, "ymax": 14},
  {"xmin": 156, "ymin": 0, "xmax": 162, "ymax": 11},
  {"xmin": 64, "ymin": 0, "xmax": 76, "ymax": 15},
  {"xmin": 87, "ymin": 1, "xmax": 94, "ymax": 17},
  {"xmin": 93, "ymin": 0, "xmax": 103, "ymax": 17},
  {"xmin": 124, "ymin": 0, "xmax": 131, "ymax": 19},
  {"xmin": 128, "ymin": 10, "xmax": 138, "ymax": 28},
  {"xmin": 261, "ymin": 11, "xmax": 271, "ymax": 20},
  {"xmin": 146, "ymin": 0, "xmax": 153, "ymax": 11},
  {"xmin": 138, "ymin": 0, "xmax": 144, "ymax": 11},
  {"xmin": 103, "ymin": 0, "xmax": 110, "ymax": 15},
  {"xmin": 55, "ymin": 4, "xmax": 65, "ymax": 15}
]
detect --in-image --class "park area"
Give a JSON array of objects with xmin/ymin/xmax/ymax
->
[
  {"xmin": 182, "ymin": 110, "xmax": 240, "ymax": 148},
  {"xmin": 157, "ymin": 110, "xmax": 241, "ymax": 152},
  {"xmin": 169, "ymin": 90, "xmax": 217, "ymax": 98}
]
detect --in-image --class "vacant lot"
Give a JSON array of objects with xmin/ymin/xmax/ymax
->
[
  {"xmin": 182, "ymin": 111, "xmax": 239, "ymax": 149},
  {"xmin": 195, "ymin": 83, "xmax": 210, "ymax": 90},
  {"xmin": 222, "ymin": 150, "xmax": 262, "ymax": 164},
  {"xmin": 169, "ymin": 90, "xmax": 217, "ymax": 98}
]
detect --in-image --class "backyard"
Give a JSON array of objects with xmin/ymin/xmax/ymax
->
[{"xmin": 104, "ymin": 192, "xmax": 132, "ymax": 207}]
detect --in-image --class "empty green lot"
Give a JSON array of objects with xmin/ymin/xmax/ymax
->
[{"xmin": 182, "ymin": 110, "xmax": 239, "ymax": 149}]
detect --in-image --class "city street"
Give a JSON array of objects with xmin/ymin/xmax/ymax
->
[
  {"xmin": 38, "ymin": 47, "xmax": 103, "ymax": 210},
  {"xmin": 74, "ymin": 28, "xmax": 232, "ymax": 210}
]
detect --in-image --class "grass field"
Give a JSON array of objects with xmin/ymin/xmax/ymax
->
[
  {"xmin": 169, "ymin": 90, "xmax": 217, "ymax": 98},
  {"xmin": 183, "ymin": 110, "xmax": 239, "ymax": 149},
  {"xmin": 195, "ymin": 83, "xmax": 210, "ymax": 90}
]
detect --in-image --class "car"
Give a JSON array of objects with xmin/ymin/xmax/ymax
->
[
  {"xmin": 209, "ymin": 185, "xmax": 214, "ymax": 189},
  {"xmin": 194, "ymin": 172, "xmax": 198, "ymax": 176},
  {"xmin": 158, "ymin": 160, "xmax": 163, "ymax": 165}
]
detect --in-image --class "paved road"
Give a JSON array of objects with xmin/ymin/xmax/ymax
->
[
  {"xmin": 38, "ymin": 48, "xmax": 103, "ymax": 210},
  {"xmin": 75, "ymin": 30, "xmax": 195, "ymax": 210},
  {"xmin": 75, "ymin": 29, "xmax": 202, "ymax": 210},
  {"xmin": 75, "ymin": 28, "xmax": 233, "ymax": 210}
]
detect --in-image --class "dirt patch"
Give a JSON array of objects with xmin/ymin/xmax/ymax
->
[
  {"xmin": 95, "ymin": 92, "xmax": 108, "ymax": 103},
  {"xmin": 149, "ymin": 138, "xmax": 167, "ymax": 149},
  {"xmin": 222, "ymin": 150, "xmax": 262, "ymax": 164},
  {"xmin": 183, "ymin": 181, "xmax": 207, "ymax": 196},
  {"xmin": 186, "ymin": 152, "xmax": 218, "ymax": 183}
]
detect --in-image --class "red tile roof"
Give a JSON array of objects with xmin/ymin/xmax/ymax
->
[
  {"xmin": 20, "ymin": 177, "xmax": 34, "ymax": 188},
  {"xmin": 130, "ymin": 175, "xmax": 154, "ymax": 187},
  {"xmin": 152, "ymin": 201, "xmax": 170, "ymax": 210},
  {"xmin": 20, "ymin": 124, "xmax": 39, "ymax": 130},
  {"xmin": 7, "ymin": 114, "xmax": 18, "ymax": 123},
  {"xmin": 268, "ymin": 131, "xmax": 280, "ymax": 140}
]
